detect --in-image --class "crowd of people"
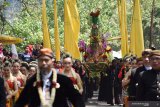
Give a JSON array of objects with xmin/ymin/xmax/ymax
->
[
  {"xmin": 0, "ymin": 43, "xmax": 93, "ymax": 107},
  {"xmin": 0, "ymin": 42, "xmax": 160, "ymax": 107},
  {"xmin": 98, "ymin": 48, "xmax": 160, "ymax": 106}
]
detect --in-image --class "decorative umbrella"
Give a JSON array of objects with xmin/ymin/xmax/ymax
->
[{"xmin": 0, "ymin": 35, "xmax": 23, "ymax": 44}]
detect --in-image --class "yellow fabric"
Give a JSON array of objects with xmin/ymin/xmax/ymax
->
[
  {"xmin": 6, "ymin": 99, "xmax": 11, "ymax": 107},
  {"xmin": 0, "ymin": 35, "xmax": 23, "ymax": 44},
  {"xmin": 42, "ymin": 0, "xmax": 51, "ymax": 49},
  {"xmin": 54, "ymin": 0, "xmax": 60, "ymax": 61},
  {"xmin": 64, "ymin": 0, "xmax": 80, "ymax": 59},
  {"xmin": 130, "ymin": 0, "xmax": 144, "ymax": 57},
  {"xmin": 118, "ymin": 0, "xmax": 129, "ymax": 57}
]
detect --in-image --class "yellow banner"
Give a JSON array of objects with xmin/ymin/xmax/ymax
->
[
  {"xmin": 54, "ymin": 0, "xmax": 60, "ymax": 61},
  {"xmin": 130, "ymin": 0, "xmax": 144, "ymax": 57},
  {"xmin": 118, "ymin": 0, "xmax": 129, "ymax": 57},
  {"xmin": 42, "ymin": 0, "xmax": 51, "ymax": 49},
  {"xmin": 64, "ymin": 0, "xmax": 80, "ymax": 59}
]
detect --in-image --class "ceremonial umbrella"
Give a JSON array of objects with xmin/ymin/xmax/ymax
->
[{"xmin": 0, "ymin": 35, "xmax": 23, "ymax": 44}]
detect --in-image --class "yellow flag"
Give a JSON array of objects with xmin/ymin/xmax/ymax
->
[
  {"xmin": 118, "ymin": 0, "xmax": 129, "ymax": 57},
  {"xmin": 42, "ymin": 0, "xmax": 51, "ymax": 49},
  {"xmin": 64, "ymin": 0, "xmax": 81, "ymax": 59},
  {"xmin": 130, "ymin": 0, "xmax": 144, "ymax": 57},
  {"xmin": 54, "ymin": 0, "xmax": 60, "ymax": 61}
]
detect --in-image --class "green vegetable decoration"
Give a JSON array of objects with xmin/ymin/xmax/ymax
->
[
  {"xmin": 83, "ymin": 62, "xmax": 109, "ymax": 77},
  {"xmin": 83, "ymin": 10, "xmax": 111, "ymax": 63},
  {"xmin": 90, "ymin": 10, "xmax": 100, "ymax": 25},
  {"xmin": 89, "ymin": 10, "xmax": 100, "ymax": 59}
]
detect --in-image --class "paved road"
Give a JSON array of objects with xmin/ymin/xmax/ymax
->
[{"xmin": 86, "ymin": 91, "xmax": 122, "ymax": 107}]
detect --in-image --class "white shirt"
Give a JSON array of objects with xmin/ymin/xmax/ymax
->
[
  {"xmin": 145, "ymin": 66, "xmax": 152, "ymax": 71},
  {"xmin": 42, "ymin": 71, "xmax": 52, "ymax": 99},
  {"xmin": 40, "ymin": 71, "xmax": 53, "ymax": 107}
]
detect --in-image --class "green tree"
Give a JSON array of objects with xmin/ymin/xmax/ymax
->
[{"xmin": 0, "ymin": 0, "xmax": 160, "ymax": 52}]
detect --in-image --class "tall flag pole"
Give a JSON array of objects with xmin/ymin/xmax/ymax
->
[
  {"xmin": 64, "ymin": 0, "xmax": 81, "ymax": 59},
  {"xmin": 54, "ymin": 0, "xmax": 60, "ymax": 61},
  {"xmin": 42, "ymin": 0, "xmax": 51, "ymax": 49},
  {"xmin": 149, "ymin": 0, "xmax": 155, "ymax": 48},
  {"xmin": 118, "ymin": 0, "xmax": 129, "ymax": 57},
  {"xmin": 130, "ymin": 0, "xmax": 144, "ymax": 57}
]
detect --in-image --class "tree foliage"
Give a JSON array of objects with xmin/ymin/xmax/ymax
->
[{"xmin": 0, "ymin": 0, "xmax": 160, "ymax": 52}]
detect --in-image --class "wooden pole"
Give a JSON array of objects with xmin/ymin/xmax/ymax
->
[{"xmin": 149, "ymin": 0, "xmax": 155, "ymax": 48}]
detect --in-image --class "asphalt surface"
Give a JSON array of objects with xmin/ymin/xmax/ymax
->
[{"xmin": 86, "ymin": 91, "xmax": 122, "ymax": 107}]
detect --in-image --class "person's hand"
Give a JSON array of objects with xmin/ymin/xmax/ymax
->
[
  {"xmin": 122, "ymin": 79, "xmax": 128, "ymax": 87},
  {"xmin": 79, "ymin": 89, "xmax": 83, "ymax": 95},
  {"xmin": 7, "ymin": 94, "xmax": 12, "ymax": 99},
  {"xmin": 20, "ymin": 87, "xmax": 24, "ymax": 90}
]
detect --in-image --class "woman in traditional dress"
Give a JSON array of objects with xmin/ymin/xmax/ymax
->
[
  {"xmin": 27, "ymin": 64, "xmax": 37, "ymax": 79},
  {"xmin": 12, "ymin": 60, "xmax": 26, "ymax": 99},
  {"xmin": 54, "ymin": 61, "xmax": 63, "ymax": 74},
  {"xmin": 12, "ymin": 61, "xmax": 26, "ymax": 88},
  {"xmin": 20, "ymin": 62, "xmax": 29, "ymax": 77},
  {"xmin": 62, "ymin": 54, "xmax": 84, "ymax": 107},
  {"xmin": 3, "ymin": 62, "xmax": 18, "ymax": 106},
  {"xmin": 62, "ymin": 54, "xmax": 83, "ymax": 94}
]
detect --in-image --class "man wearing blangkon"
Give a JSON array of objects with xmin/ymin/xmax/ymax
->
[
  {"xmin": 14, "ymin": 48, "xmax": 85, "ymax": 107},
  {"xmin": 136, "ymin": 50, "xmax": 160, "ymax": 101}
]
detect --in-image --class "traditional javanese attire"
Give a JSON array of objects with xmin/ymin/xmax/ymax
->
[{"xmin": 14, "ymin": 73, "xmax": 85, "ymax": 107}]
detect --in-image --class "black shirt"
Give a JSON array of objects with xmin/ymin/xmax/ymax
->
[{"xmin": 136, "ymin": 69, "xmax": 160, "ymax": 101}]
